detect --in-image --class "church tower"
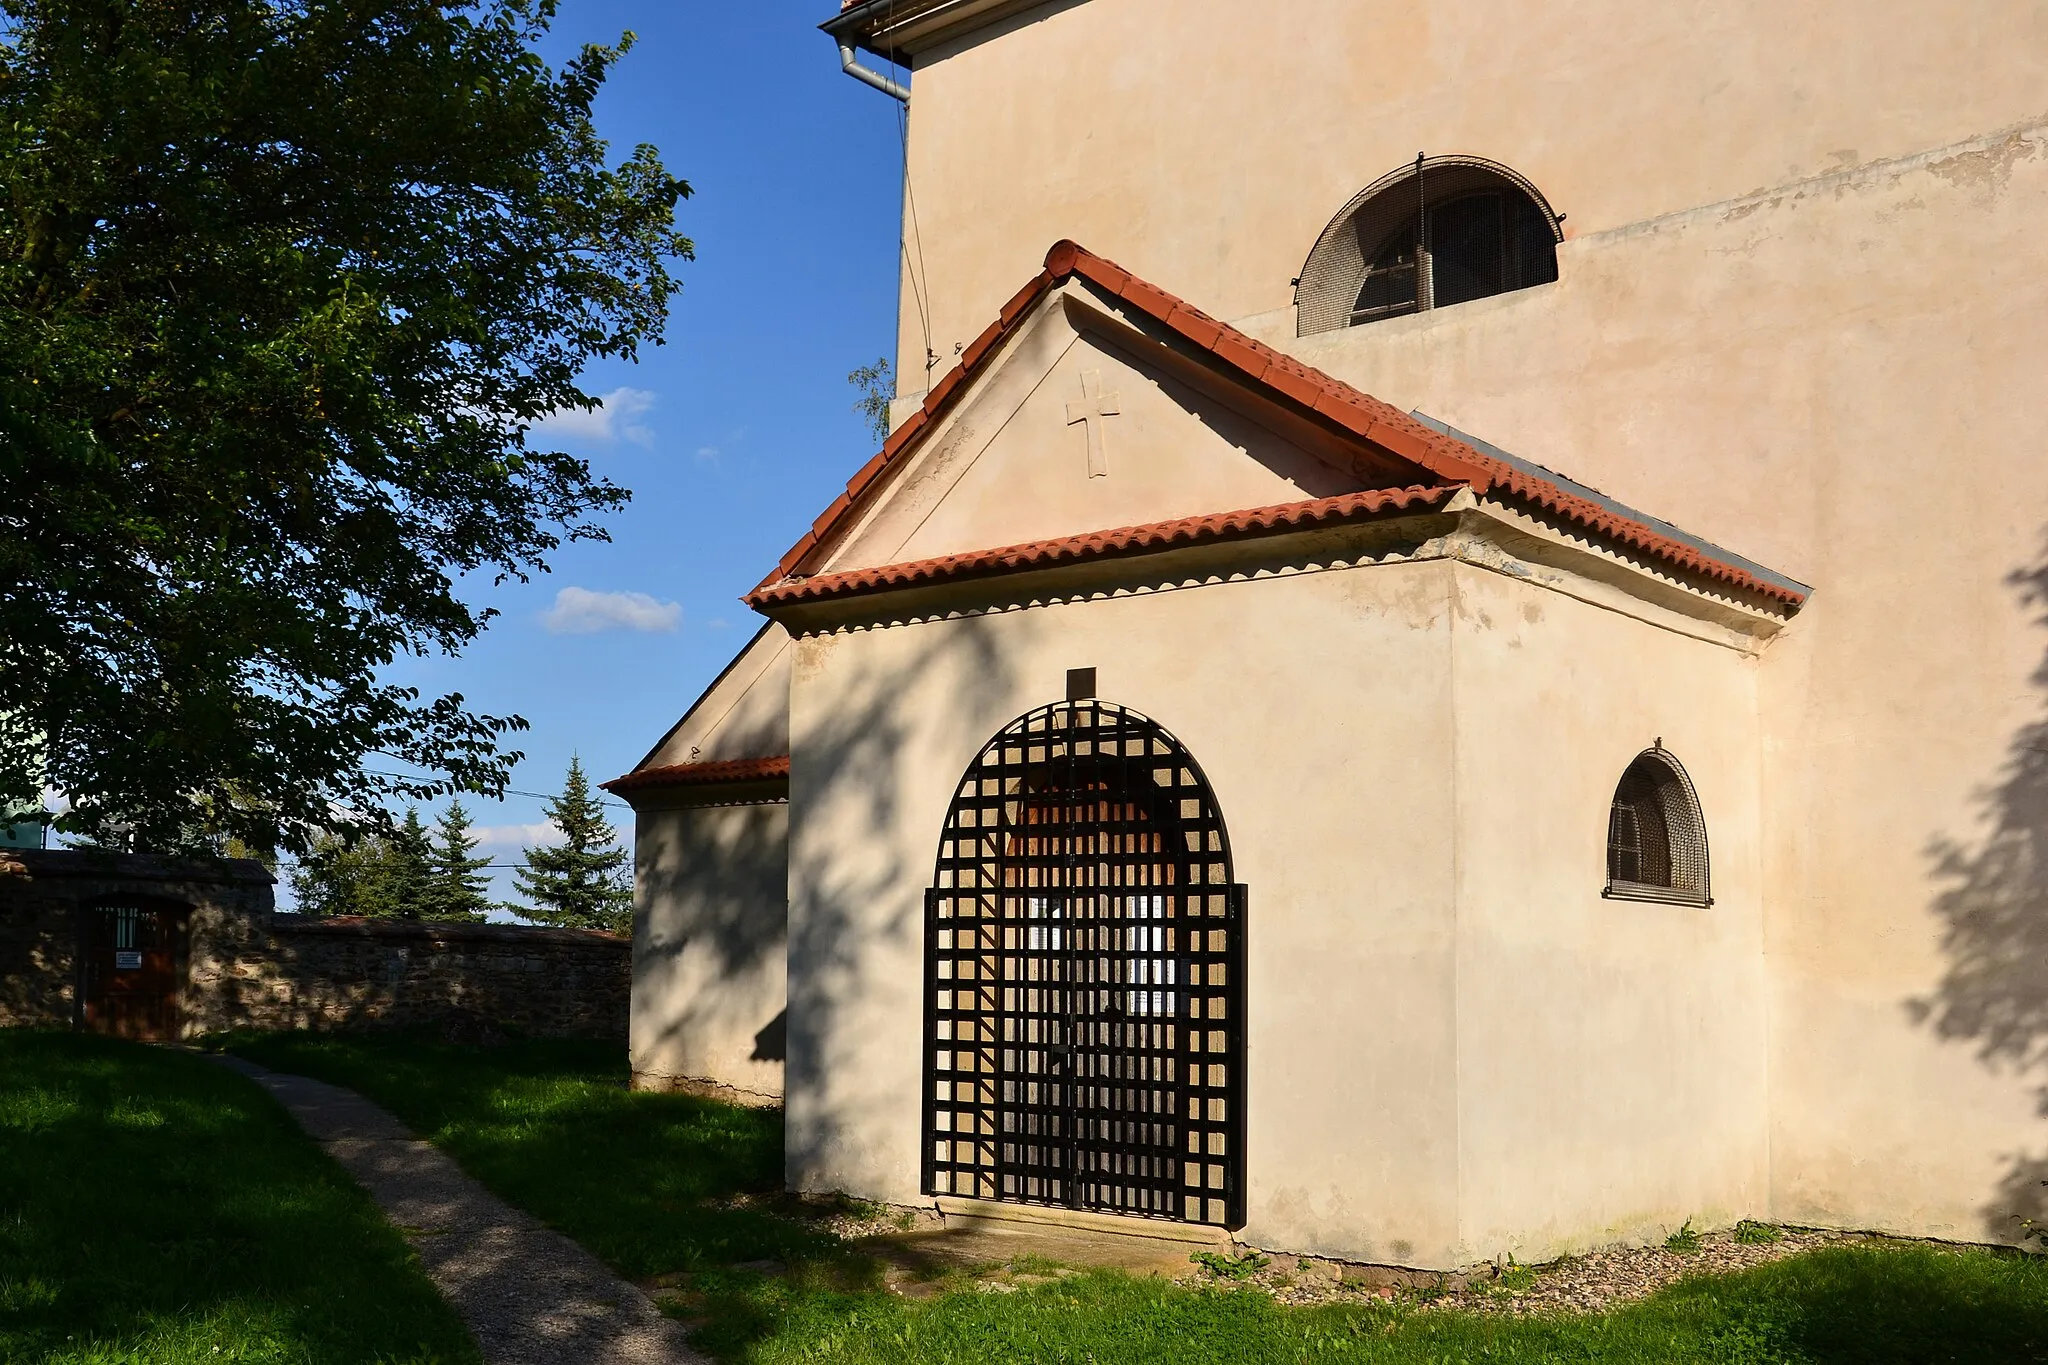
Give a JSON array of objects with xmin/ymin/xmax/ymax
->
[
  {"xmin": 606, "ymin": 1, "xmax": 2047, "ymax": 1258},
  {"xmin": 818, "ymin": 0, "xmax": 2048, "ymax": 1252}
]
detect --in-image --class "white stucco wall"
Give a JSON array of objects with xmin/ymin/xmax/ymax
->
[
  {"xmin": 626, "ymin": 623, "xmax": 795, "ymax": 1099},
  {"xmin": 836, "ymin": 285, "xmax": 1366, "ymax": 580},
  {"xmin": 631, "ymin": 800, "xmax": 789, "ymax": 1100},
  {"xmin": 1269, "ymin": 125, "xmax": 2048, "ymax": 1249},
  {"xmin": 866, "ymin": 0, "xmax": 2048, "ymax": 1247},
  {"xmin": 641, "ymin": 624, "xmax": 792, "ymax": 770},
  {"xmin": 891, "ymin": 0, "xmax": 2048, "ymax": 372},
  {"xmin": 782, "ymin": 536, "xmax": 1768, "ymax": 1266},
  {"xmin": 1448, "ymin": 564, "xmax": 1769, "ymax": 1262},
  {"xmin": 786, "ymin": 559, "xmax": 1460, "ymax": 1258}
]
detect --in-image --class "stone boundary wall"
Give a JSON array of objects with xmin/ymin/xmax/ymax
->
[
  {"xmin": 0, "ymin": 865, "xmax": 81, "ymax": 1028},
  {"xmin": 0, "ymin": 849, "xmax": 276, "ymax": 1031},
  {"xmin": 196, "ymin": 916, "xmax": 630, "ymax": 1038},
  {"xmin": 1, "ymin": 850, "xmax": 629, "ymax": 1040}
]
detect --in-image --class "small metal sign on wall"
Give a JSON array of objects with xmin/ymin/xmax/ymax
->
[{"xmin": 922, "ymin": 699, "xmax": 1247, "ymax": 1229}]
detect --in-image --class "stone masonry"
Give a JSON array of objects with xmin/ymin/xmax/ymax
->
[
  {"xmin": 0, "ymin": 848, "xmax": 629, "ymax": 1040},
  {"xmin": 197, "ymin": 916, "xmax": 631, "ymax": 1038}
]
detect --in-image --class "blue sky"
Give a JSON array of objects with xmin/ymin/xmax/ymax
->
[{"xmin": 327, "ymin": 4, "xmax": 909, "ymax": 908}]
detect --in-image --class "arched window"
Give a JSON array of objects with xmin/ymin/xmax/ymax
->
[
  {"xmin": 1603, "ymin": 745, "xmax": 1711, "ymax": 906},
  {"xmin": 1296, "ymin": 155, "xmax": 1562, "ymax": 337}
]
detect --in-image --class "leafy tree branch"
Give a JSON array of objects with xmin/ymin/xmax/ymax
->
[{"xmin": 0, "ymin": 0, "xmax": 692, "ymax": 854}]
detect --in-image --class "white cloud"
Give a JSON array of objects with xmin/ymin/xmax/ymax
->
[
  {"xmin": 532, "ymin": 386, "xmax": 656, "ymax": 447},
  {"xmin": 541, "ymin": 586, "xmax": 681, "ymax": 636},
  {"xmin": 472, "ymin": 821, "xmax": 563, "ymax": 850},
  {"xmin": 694, "ymin": 445, "xmax": 720, "ymax": 462}
]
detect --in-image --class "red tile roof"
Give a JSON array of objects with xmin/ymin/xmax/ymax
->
[
  {"xmin": 601, "ymin": 756, "xmax": 790, "ymax": 794},
  {"xmin": 750, "ymin": 484, "xmax": 1461, "ymax": 608},
  {"xmin": 754, "ymin": 241, "xmax": 1806, "ymax": 609}
]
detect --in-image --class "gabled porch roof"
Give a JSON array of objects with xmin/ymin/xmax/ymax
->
[{"xmin": 749, "ymin": 241, "xmax": 1808, "ymax": 615}]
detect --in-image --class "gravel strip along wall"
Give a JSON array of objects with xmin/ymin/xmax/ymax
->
[{"xmin": 0, "ymin": 849, "xmax": 629, "ymax": 1040}]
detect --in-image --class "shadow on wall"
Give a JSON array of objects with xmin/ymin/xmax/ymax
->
[
  {"xmin": 782, "ymin": 611, "xmax": 1027, "ymax": 1191},
  {"xmin": 752, "ymin": 1008, "xmax": 786, "ymax": 1063},
  {"xmin": 1916, "ymin": 535, "xmax": 2048, "ymax": 1245},
  {"xmin": 632, "ymin": 799, "xmax": 789, "ymax": 1078},
  {"xmin": 201, "ymin": 919, "xmax": 631, "ymax": 1042}
]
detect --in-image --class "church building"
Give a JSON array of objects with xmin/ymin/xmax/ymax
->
[{"xmin": 605, "ymin": 0, "xmax": 2048, "ymax": 1270}]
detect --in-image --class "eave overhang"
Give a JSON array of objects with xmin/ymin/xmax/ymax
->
[
  {"xmin": 823, "ymin": 0, "xmax": 1066, "ymax": 62},
  {"xmin": 601, "ymin": 756, "xmax": 790, "ymax": 811},
  {"xmin": 751, "ymin": 487, "xmax": 1797, "ymax": 655},
  {"xmin": 750, "ymin": 485, "xmax": 1461, "ymax": 610}
]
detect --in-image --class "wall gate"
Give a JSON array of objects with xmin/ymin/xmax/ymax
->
[{"xmin": 923, "ymin": 699, "xmax": 1245, "ymax": 1228}]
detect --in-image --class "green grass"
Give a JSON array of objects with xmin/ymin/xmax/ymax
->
[
  {"xmin": 220, "ymin": 1029, "xmax": 828, "ymax": 1277},
  {"xmin": 0, "ymin": 1031, "xmax": 479, "ymax": 1365},
  {"xmin": 681, "ymin": 1245, "xmax": 2048, "ymax": 1364},
  {"xmin": 220, "ymin": 1032, "xmax": 2048, "ymax": 1365}
]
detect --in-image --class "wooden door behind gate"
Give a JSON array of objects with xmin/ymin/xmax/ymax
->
[{"xmin": 82, "ymin": 901, "xmax": 188, "ymax": 1040}]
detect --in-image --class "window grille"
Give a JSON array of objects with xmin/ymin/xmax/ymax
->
[
  {"xmin": 923, "ymin": 699, "xmax": 1245, "ymax": 1229},
  {"xmin": 1296, "ymin": 155, "xmax": 1563, "ymax": 337},
  {"xmin": 1603, "ymin": 745, "xmax": 1711, "ymax": 906}
]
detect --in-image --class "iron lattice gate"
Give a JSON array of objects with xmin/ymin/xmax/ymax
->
[{"xmin": 923, "ymin": 700, "xmax": 1245, "ymax": 1228}]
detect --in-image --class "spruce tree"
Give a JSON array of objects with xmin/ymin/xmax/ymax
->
[
  {"xmin": 428, "ymin": 800, "xmax": 494, "ymax": 924},
  {"xmin": 512, "ymin": 757, "xmax": 633, "ymax": 934},
  {"xmin": 379, "ymin": 808, "xmax": 437, "ymax": 919}
]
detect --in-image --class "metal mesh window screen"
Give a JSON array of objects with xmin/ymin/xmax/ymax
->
[
  {"xmin": 1604, "ymin": 747, "xmax": 1711, "ymax": 906},
  {"xmin": 96, "ymin": 903, "xmax": 170, "ymax": 952},
  {"xmin": 923, "ymin": 700, "xmax": 1245, "ymax": 1229},
  {"xmin": 1296, "ymin": 156, "xmax": 1563, "ymax": 338}
]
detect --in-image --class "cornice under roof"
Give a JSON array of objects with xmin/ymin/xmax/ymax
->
[{"xmin": 749, "ymin": 486, "xmax": 1461, "ymax": 609}]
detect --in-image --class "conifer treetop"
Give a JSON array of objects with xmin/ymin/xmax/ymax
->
[{"xmin": 512, "ymin": 756, "xmax": 632, "ymax": 934}]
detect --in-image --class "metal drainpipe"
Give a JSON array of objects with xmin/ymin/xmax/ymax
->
[{"xmin": 838, "ymin": 40, "xmax": 910, "ymax": 103}]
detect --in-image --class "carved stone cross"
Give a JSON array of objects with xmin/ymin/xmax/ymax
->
[{"xmin": 1065, "ymin": 369, "xmax": 1121, "ymax": 478}]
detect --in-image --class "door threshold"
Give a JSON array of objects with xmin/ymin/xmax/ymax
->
[{"xmin": 935, "ymin": 1196, "xmax": 1236, "ymax": 1248}]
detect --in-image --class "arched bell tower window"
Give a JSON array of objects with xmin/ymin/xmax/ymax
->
[
  {"xmin": 1603, "ymin": 744, "xmax": 1711, "ymax": 907},
  {"xmin": 1296, "ymin": 155, "xmax": 1562, "ymax": 337}
]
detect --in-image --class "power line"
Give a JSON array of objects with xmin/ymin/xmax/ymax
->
[
  {"xmin": 358, "ymin": 769, "xmax": 630, "ymax": 811},
  {"xmin": 499, "ymin": 786, "xmax": 631, "ymax": 811},
  {"xmin": 276, "ymin": 862, "xmax": 578, "ymax": 873},
  {"xmin": 897, "ymin": 100, "xmax": 934, "ymax": 385},
  {"xmin": 886, "ymin": 19, "xmax": 935, "ymax": 388}
]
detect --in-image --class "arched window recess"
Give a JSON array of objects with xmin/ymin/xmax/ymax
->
[
  {"xmin": 1603, "ymin": 741, "xmax": 1712, "ymax": 907},
  {"xmin": 1295, "ymin": 154, "xmax": 1563, "ymax": 337}
]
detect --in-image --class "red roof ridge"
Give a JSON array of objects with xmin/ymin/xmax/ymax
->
[
  {"xmin": 750, "ymin": 484, "xmax": 1461, "ymax": 609},
  {"xmin": 602, "ymin": 755, "xmax": 791, "ymax": 794},
  {"xmin": 754, "ymin": 241, "xmax": 1805, "ymax": 609}
]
